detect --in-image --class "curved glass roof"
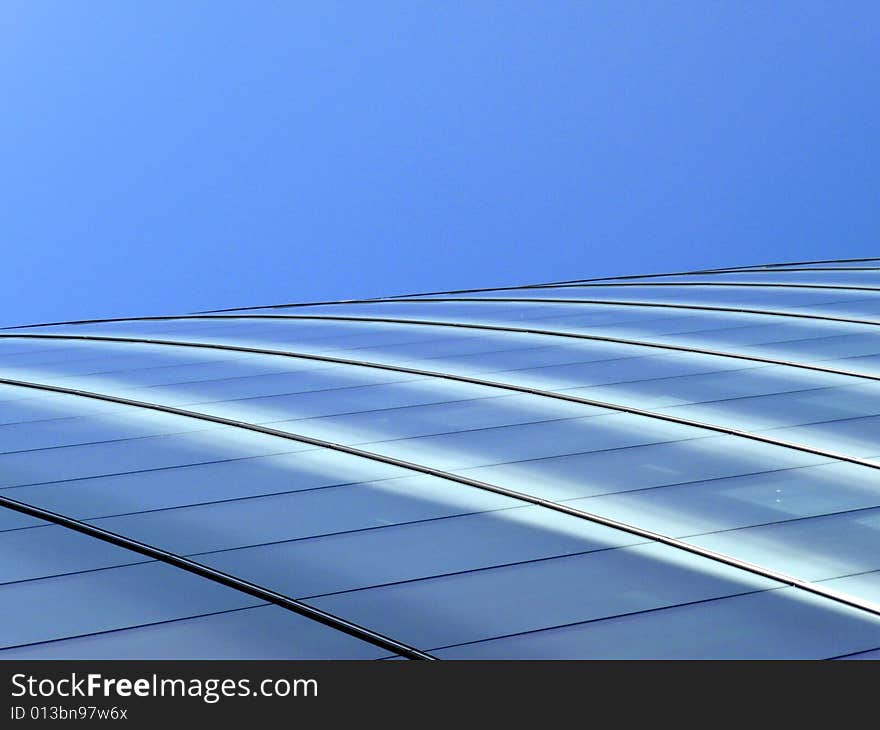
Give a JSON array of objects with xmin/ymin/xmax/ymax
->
[{"xmin": 4, "ymin": 258, "xmax": 880, "ymax": 659}]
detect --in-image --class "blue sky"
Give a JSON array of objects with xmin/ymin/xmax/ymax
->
[{"xmin": 1, "ymin": 2, "xmax": 879, "ymax": 327}]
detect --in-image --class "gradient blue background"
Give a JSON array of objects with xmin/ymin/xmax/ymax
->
[{"xmin": 2, "ymin": 2, "xmax": 878, "ymax": 327}]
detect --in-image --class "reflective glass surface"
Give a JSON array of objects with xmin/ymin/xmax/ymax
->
[{"xmin": 4, "ymin": 261, "xmax": 880, "ymax": 658}]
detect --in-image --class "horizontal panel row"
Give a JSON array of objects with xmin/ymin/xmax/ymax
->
[
  {"xmin": 0, "ymin": 529, "xmax": 393, "ymax": 659},
  {"xmin": 4, "ymin": 285, "xmax": 880, "ymax": 658}
]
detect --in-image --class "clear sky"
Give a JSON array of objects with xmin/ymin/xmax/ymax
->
[{"xmin": 1, "ymin": 2, "xmax": 879, "ymax": 327}]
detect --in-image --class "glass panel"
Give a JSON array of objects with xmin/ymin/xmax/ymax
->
[
  {"xmin": 0, "ymin": 351, "xmax": 422, "ymax": 406},
  {"xmin": 657, "ymin": 382, "xmax": 880, "ymax": 430},
  {"xmin": 569, "ymin": 461, "xmax": 880, "ymax": 536},
  {"xmin": 0, "ymin": 449, "xmax": 408, "ymax": 519},
  {"xmin": 809, "ymin": 299, "xmax": 880, "ymax": 317},
  {"xmin": 560, "ymin": 364, "xmax": 850, "ymax": 409},
  {"xmin": 481, "ymin": 352, "xmax": 752, "ymax": 391},
  {"xmin": 0, "ymin": 347, "xmax": 305, "ymax": 387},
  {"xmin": 306, "ymin": 542, "xmax": 778, "ymax": 649},
  {"xmin": 434, "ymin": 588, "xmax": 880, "ymax": 659},
  {"xmin": 0, "ymin": 409, "xmax": 227, "ymax": 454},
  {"xmin": 0, "ymin": 604, "xmax": 391, "ymax": 659},
  {"xmin": 751, "ymin": 332, "xmax": 880, "ymax": 359},
  {"xmin": 820, "ymin": 572, "xmax": 880, "ymax": 605},
  {"xmin": 264, "ymin": 394, "xmax": 605, "ymax": 445},
  {"xmin": 0, "ymin": 510, "xmax": 44, "ymax": 532},
  {"xmin": 13, "ymin": 312, "xmax": 880, "ymax": 385},
  {"xmin": 0, "ymin": 425, "xmax": 307, "ymax": 489},
  {"xmin": 132, "ymin": 368, "xmax": 417, "ymax": 404},
  {"xmin": 416, "ymin": 284, "xmax": 880, "ymax": 317},
  {"xmin": 0, "ymin": 509, "xmax": 393, "ymax": 658},
  {"xmin": 182, "ymin": 380, "xmax": 499, "ymax": 426},
  {"xmin": 133, "ymin": 503, "xmax": 640, "ymax": 596},
  {"xmin": 13, "ymin": 319, "xmax": 482, "ymax": 356},
  {"xmin": 520, "ymin": 284, "xmax": 873, "ymax": 309},
  {"xmin": 0, "ymin": 523, "xmax": 144, "ymax": 582},
  {"xmin": 6, "ymin": 298, "xmax": 880, "ymax": 659},
  {"xmin": 688, "ymin": 509, "xmax": 880, "ymax": 582},
  {"xmin": 86, "ymin": 475, "xmax": 526, "ymax": 555},
  {"xmin": 0, "ymin": 558, "xmax": 259, "ymax": 649},
  {"xmin": 761, "ymin": 416, "xmax": 880, "ymax": 457},
  {"xmin": 6, "ymin": 332, "xmax": 877, "ymax": 464},
  {"xmin": 456, "ymin": 434, "xmax": 823, "ymax": 501},
  {"xmin": 0, "ymin": 394, "xmax": 120, "ymax": 426},
  {"xmin": 355, "ymin": 411, "xmax": 703, "ymax": 470}
]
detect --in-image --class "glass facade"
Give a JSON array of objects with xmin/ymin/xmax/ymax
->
[{"xmin": 3, "ymin": 259, "xmax": 880, "ymax": 658}]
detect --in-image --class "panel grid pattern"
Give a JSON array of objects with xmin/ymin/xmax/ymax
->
[{"xmin": 3, "ymin": 258, "xmax": 880, "ymax": 659}]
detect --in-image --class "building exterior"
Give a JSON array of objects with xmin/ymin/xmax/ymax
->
[{"xmin": 2, "ymin": 258, "xmax": 880, "ymax": 659}]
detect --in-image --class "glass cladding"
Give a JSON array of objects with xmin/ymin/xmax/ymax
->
[
  {"xmin": 432, "ymin": 588, "xmax": 880, "ymax": 659},
  {"xmin": 0, "ymin": 519, "xmax": 393, "ymax": 659},
  {"xmin": 3, "ymin": 260, "xmax": 880, "ymax": 658}
]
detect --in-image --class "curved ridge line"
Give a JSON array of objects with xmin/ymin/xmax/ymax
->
[
  {"xmin": 4, "ymin": 311, "xmax": 880, "ymax": 394},
  {"xmin": 253, "ymin": 300, "xmax": 880, "ymax": 328},
  {"xmin": 198, "ymin": 265, "xmax": 763, "ymax": 312},
  {"xmin": 0, "ymin": 269, "xmax": 765, "ymax": 325},
  {"xmin": 198, "ymin": 258, "xmax": 880, "ymax": 311},
  {"xmin": 230, "ymin": 277, "xmax": 880, "ymax": 313},
  {"xmin": 198, "ymin": 260, "xmax": 880, "ymax": 311},
  {"xmin": 486, "ymin": 267, "xmax": 880, "ymax": 291},
  {"xmin": 720, "ymin": 257, "xmax": 880, "ymax": 269},
  {"xmin": 5, "ymin": 267, "xmax": 880, "ymax": 329},
  {"xmin": 4, "ymin": 326, "xmax": 880, "ymax": 407},
  {"xmin": 7, "ymin": 294, "xmax": 880, "ymax": 333},
  {"xmin": 3, "ymin": 328, "xmax": 879, "ymax": 388},
  {"xmin": 0, "ymin": 492, "xmax": 435, "ymax": 660},
  {"xmin": 5, "ymin": 258, "xmax": 878, "ymax": 328},
  {"xmin": 197, "ymin": 266, "xmax": 878, "ymax": 313},
  {"xmin": 1, "ymin": 377, "xmax": 879, "ymax": 624},
  {"xmin": 3, "ymin": 329, "xmax": 880, "ymax": 471},
  {"xmin": 534, "ymin": 281, "xmax": 880, "ymax": 293}
]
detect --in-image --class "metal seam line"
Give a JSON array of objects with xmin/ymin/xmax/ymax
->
[
  {"xmin": 554, "ymin": 257, "xmax": 880, "ymax": 283},
  {"xmin": 576, "ymin": 266, "xmax": 880, "ymax": 277},
  {"xmin": 825, "ymin": 645, "xmax": 880, "ymax": 660},
  {"xmin": 218, "ymin": 278, "xmax": 880, "ymax": 312},
  {"xmin": 2, "ymin": 375, "xmax": 880, "ymax": 622},
  {"xmin": 531, "ymin": 281, "xmax": 880, "ymax": 293},
  {"xmin": 0, "ymin": 264, "xmax": 880, "ymax": 330},
  {"xmin": 250, "ymin": 302, "xmax": 880, "ymax": 328},
  {"xmin": 2, "ymin": 258, "xmax": 877, "ymax": 327},
  {"xmin": 5, "ymin": 325, "xmax": 880, "ymax": 444},
  {"xmin": 0, "ymin": 280, "xmax": 751, "ymax": 325},
  {"xmin": 197, "ymin": 266, "xmax": 764, "ymax": 312},
  {"xmin": 546, "ymin": 265, "xmax": 880, "ymax": 286},
  {"xmin": 7, "ymin": 294, "xmax": 880, "ymax": 332},
  {"xmin": 195, "ymin": 267, "xmax": 880, "ymax": 312},
  {"xmin": 197, "ymin": 260, "xmax": 880, "ymax": 312},
  {"xmin": 200, "ymin": 257, "xmax": 880, "ymax": 311},
  {"xmin": 0, "ymin": 605, "xmax": 271, "ymax": 656},
  {"xmin": 4, "ymin": 329, "xmax": 880, "ymax": 385},
  {"xmin": 202, "ymin": 277, "xmax": 880, "ymax": 314},
  {"xmin": 722, "ymin": 257, "xmax": 880, "ymax": 268},
  {"xmin": 7, "ymin": 476, "xmax": 872, "ymax": 586},
  {"xmin": 4, "ymin": 317, "xmax": 880, "ymax": 389},
  {"xmin": 196, "ymin": 265, "xmax": 778, "ymax": 313},
  {"xmin": 489, "ymin": 268, "xmax": 880, "ymax": 290},
  {"xmin": 370, "ymin": 265, "xmax": 880, "ymax": 297},
  {"xmin": 0, "ymin": 495, "xmax": 434, "ymax": 660},
  {"xmin": 5, "ymin": 331, "xmax": 880, "ymax": 465},
  {"xmin": 424, "ymin": 587, "xmax": 802, "ymax": 654}
]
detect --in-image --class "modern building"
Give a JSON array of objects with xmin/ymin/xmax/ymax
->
[{"xmin": 2, "ymin": 258, "xmax": 880, "ymax": 659}]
